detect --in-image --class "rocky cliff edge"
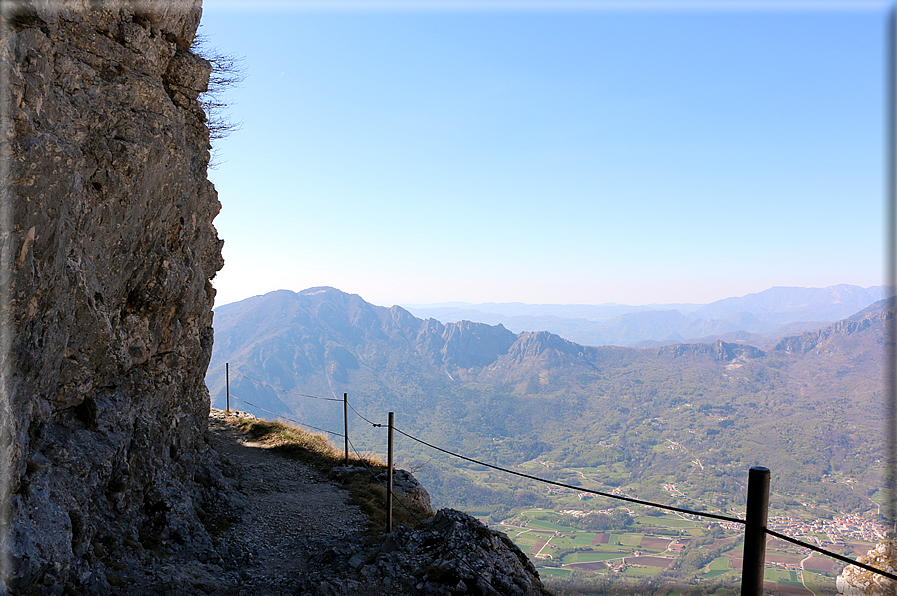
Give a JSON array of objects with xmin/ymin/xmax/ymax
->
[{"xmin": 2, "ymin": 0, "xmax": 224, "ymax": 591}]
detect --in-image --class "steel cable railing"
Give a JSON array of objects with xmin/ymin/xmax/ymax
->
[{"xmin": 387, "ymin": 424, "xmax": 897, "ymax": 584}]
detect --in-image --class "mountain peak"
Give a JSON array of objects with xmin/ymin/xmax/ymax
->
[{"xmin": 299, "ymin": 286, "xmax": 344, "ymax": 296}]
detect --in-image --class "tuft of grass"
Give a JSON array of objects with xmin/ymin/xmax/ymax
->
[{"xmin": 225, "ymin": 414, "xmax": 432, "ymax": 532}]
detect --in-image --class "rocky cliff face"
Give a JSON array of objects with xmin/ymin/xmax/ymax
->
[
  {"xmin": 1, "ymin": 0, "xmax": 224, "ymax": 590},
  {"xmin": 301, "ymin": 509, "xmax": 550, "ymax": 596},
  {"xmin": 837, "ymin": 539, "xmax": 897, "ymax": 595},
  {"xmin": 773, "ymin": 300, "xmax": 894, "ymax": 355},
  {"xmin": 657, "ymin": 339, "xmax": 766, "ymax": 362}
]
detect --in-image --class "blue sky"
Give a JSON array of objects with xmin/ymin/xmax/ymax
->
[{"xmin": 200, "ymin": 0, "xmax": 888, "ymax": 308}]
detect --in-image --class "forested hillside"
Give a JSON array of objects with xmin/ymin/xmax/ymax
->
[{"xmin": 207, "ymin": 288, "xmax": 891, "ymax": 518}]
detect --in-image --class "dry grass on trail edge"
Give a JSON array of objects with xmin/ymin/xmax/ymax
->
[
  {"xmin": 227, "ymin": 414, "xmax": 382, "ymax": 468},
  {"xmin": 344, "ymin": 478, "xmax": 431, "ymax": 535},
  {"xmin": 224, "ymin": 414, "xmax": 433, "ymax": 533}
]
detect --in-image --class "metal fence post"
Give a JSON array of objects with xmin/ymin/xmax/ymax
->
[
  {"xmin": 225, "ymin": 362, "xmax": 230, "ymax": 414},
  {"xmin": 741, "ymin": 466, "xmax": 770, "ymax": 595},
  {"xmin": 387, "ymin": 411, "xmax": 394, "ymax": 533},
  {"xmin": 343, "ymin": 393, "xmax": 349, "ymax": 465}
]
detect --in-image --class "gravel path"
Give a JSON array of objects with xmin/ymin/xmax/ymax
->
[
  {"xmin": 108, "ymin": 410, "xmax": 549, "ymax": 595},
  {"xmin": 117, "ymin": 409, "xmax": 370, "ymax": 595},
  {"xmin": 207, "ymin": 409, "xmax": 369, "ymax": 593}
]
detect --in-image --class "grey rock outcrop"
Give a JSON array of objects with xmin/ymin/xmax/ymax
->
[
  {"xmin": 837, "ymin": 539, "xmax": 897, "ymax": 595},
  {"xmin": 657, "ymin": 339, "xmax": 765, "ymax": 361},
  {"xmin": 329, "ymin": 465, "xmax": 434, "ymax": 519},
  {"xmin": 302, "ymin": 508, "xmax": 550, "ymax": 595},
  {"xmin": 376, "ymin": 469, "xmax": 434, "ymax": 516},
  {"xmin": 1, "ymin": 0, "xmax": 223, "ymax": 591}
]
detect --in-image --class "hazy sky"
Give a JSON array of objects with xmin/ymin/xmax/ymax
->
[{"xmin": 200, "ymin": 0, "xmax": 888, "ymax": 309}]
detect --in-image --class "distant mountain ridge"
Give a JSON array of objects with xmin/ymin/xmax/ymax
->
[
  {"xmin": 773, "ymin": 297, "xmax": 895, "ymax": 355},
  {"xmin": 209, "ymin": 286, "xmax": 893, "ymax": 393},
  {"xmin": 402, "ymin": 284, "xmax": 893, "ymax": 348}
]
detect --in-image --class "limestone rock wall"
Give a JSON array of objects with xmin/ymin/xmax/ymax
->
[
  {"xmin": 302, "ymin": 508, "xmax": 551, "ymax": 595},
  {"xmin": 1, "ymin": 0, "xmax": 223, "ymax": 590},
  {"xmin": 837, "ymin": 539, "xmax": 896, "ymax": 595}
]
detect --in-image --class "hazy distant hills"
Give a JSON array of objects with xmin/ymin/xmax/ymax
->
[
  {"xmin": 403, "ymin": 284, "xmax": 892, "ymax": 348},
  {"xmin": 207, "ymin": 287, "xmax": 893, "ymax": 517}
]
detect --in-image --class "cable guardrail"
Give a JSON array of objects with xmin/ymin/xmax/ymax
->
[
  {"xmin": 393, "ymin": 425, "xmax": 744, "ymax": 525},
  {"xmin": 345, "ymin": 436, "xmax": 384, "ymax": 480},
  {"xmin": 346, "ymin": 400, "xmax": 383, "ymax": 428},
  {"xmin": 391, "ymin": 424, "xmax": 897, "ymax": 585},
  {"xmin": 210, "ymin": 363, "xmax": 897, "ymax": 587},
  {"xmin": 393, "ymin": 424, "xmax": 897, "ymax": 586},
  {"xmin": 764, "ymin": 527, "xmax": 897, "ymax": 582},
  {"xmin": 393, "ymin": 428, "xmax": 897, "ymax": 581}
]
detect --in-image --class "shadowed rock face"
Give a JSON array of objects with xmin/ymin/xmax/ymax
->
[
  {"xmin": 300, "ymin": 508, "xmax": 551, "ymax": 596},
  {"xmin": 2, "ymin": 0, "xmax": 223, "ymax": 589}
]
